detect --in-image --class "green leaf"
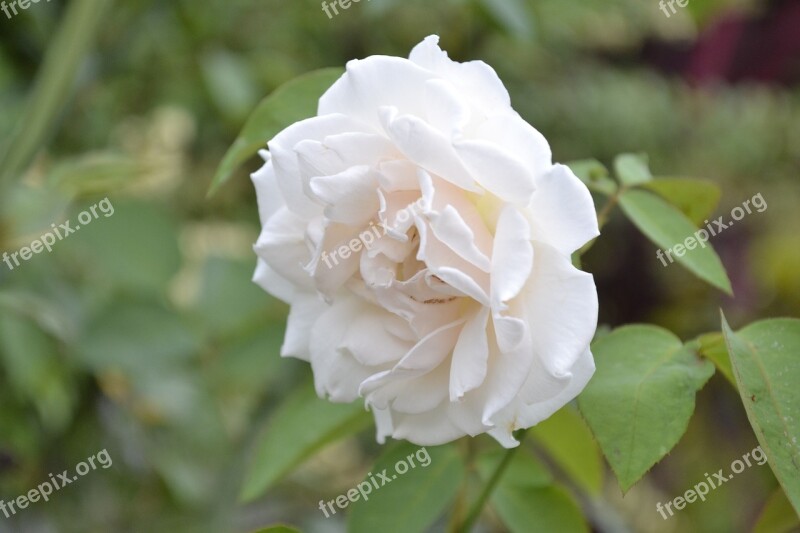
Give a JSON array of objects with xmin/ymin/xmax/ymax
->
[
  {"xmin": 754, "ymin": 489, "xmax": 800, "ymax": 533},
  {"xmin": 478, "ymin": 0, "xmax": 535, "ymax": 40},
  {"xmin": 0, "ymin": 314, "xmax": 76, "ymax": 432},
  {"xmin": 194, "ymin": 257, "xmax": 286, "ymax": 338},
  {"xmin": 566, "ymin": 159, "xmax": 617, "ymax": 196},
  {"xmin": 69, "ymin": 200, "xmax": 182, "ymax": 293},
  {"xmin": 478, "ymin": 450, "xmax": 588, "ymax": 533},
  {"xmin": 530, "ymin": 406, "xmax": 603, "ymax": 495},
  {"xmin": 691, "ymin": 332, "xmax": 736, "ymax": 388},
  {"xmin": 0, "ymin": 290, "xmax": 75, "ymax": 343},
  {"xmin": 348, "ymin": 443, "xmax": 463, "ymax": 533},
  {"xmin": 0, "ymin": 0, "xmax": 113, "ymax": 191},
  {"xmin": 578, "ymin": 325, "xmax": 715, "ymax": 491},
  {"xmin": 240, "ymin": 381, "xmax": 371, "ymax": 502},
  {"xmin": 209, "ymin": 68, "xmax": 343, "ymax": 196},
  {"xmin": 641, "ymin": 178, "xmax": 721, "ymax": 227},
  {"xmin": 619, "ymin": 189, "xmax": 732, "ymax": 294},
  {"xmin": 721, "ymin": 315, "xmax": 800, "ymax": 515},
  {"xmin": 613, "ymin": 153, "xmax": 652, "ymax": 186},
  {"xmin": 75, "ymin": 301, "xmax": 201, "ymax": 376}
]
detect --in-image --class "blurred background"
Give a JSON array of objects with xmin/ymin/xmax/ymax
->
[{"xmin": 0, "ymin": 0, "xmax": 798, "ymax": 531}]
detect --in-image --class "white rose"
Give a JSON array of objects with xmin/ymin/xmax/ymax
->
[{"xmin": 252, "ymin": 35, "xmax": 599, "ymax": 447}]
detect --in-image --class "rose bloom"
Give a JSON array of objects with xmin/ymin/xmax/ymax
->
[{"xmin": 252, "ymin": 35, "xmax": 599, "ymax": 447}]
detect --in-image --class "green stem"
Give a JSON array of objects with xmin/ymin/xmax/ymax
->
[
  {"xmin": 459, "ymin": 430, "xmax": 528, "ymax": 532},
  {"xmin": 596, "ymin": 190, "xmax": 621, "ymax": 230},
  {"xmin": 578, "ymin": 187, "xmax": 626, "ymax": 257}
]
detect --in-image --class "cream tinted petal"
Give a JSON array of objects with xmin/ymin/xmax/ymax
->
[
  {"xmin": 269, "ymin": 114, "xmax": 372, "ymax": 218},
  {"xmin": 524, "ymin": 242, "xmax": 598, "ymax": 375},
  {"xmin": 376, "ymin": 159, "xmax": 421, "ymax": 192},
  {"xmin": 454, "ymin": 139, "xmax": 536, "ymax": 204},
  {"xmin": 416, "ymin": 218, "xmax": 490, "ymax": 305},
  {"xmin": 372, "ymin": 405, "xmax": 394, "ymax": 444},
  {"xmin": 389, "ymin": 402, "xmax": 468, "ymax": 446},
  {"xmin": 254, "ymin": 207, "xmax": 314, "ymax": 291},
  {"xmin": 379, "ymin": 106, "xmax": 480, "ymax": 192},
  {"xmin": 309, "ymin": 298, "xmax": 388, "ymax": 402},
  {"xmin": 308, "ymin": 222, "xmax": 362, "ymax": 296},
  {"xmin": 490, "ymin": 206, "xmax": 533, "ymax": 312},
  {"xmin": 309, "ymin": 165, "xmax": 380, "ymax": 226},
  {"xmin": 449, "ymin": 306, "xmax": 490, "ymax": 401},
  {"xmin": 281, "ymin": 291, "xmax": 326, "ymax": 360},
  {"xmin": 251, "ymin": 153, "xmax": 284, "ymax": 224},
  {"xmin": 252, "ymin": 258, "xmax": 294, "ymax": 304},
  {"xmin": 488, "ymin": 348, "xmax": 595, "ymax": 447},
  {"xmin": 528, "ymin": 164, "xmax": 600, "ymax": 255},
  {"xmin": 319, "ymin": 55, "xmax": 436, "ymax": 129},
  {"xmin": 389, "ymin": 362, "xmax": 450, "ymax": 414},
  {"xmin": 429, "ymin": 205, "xmax": 492, "ymax": 272},
  {"xmin": 408, "ymin": 35, "xmax": 511, "ymax": 115},
  {"xmin": 479, "ymin": 326, "xmax": 534, "ymax": 424},
  {"xmin": 323, "ymin": 131, "xmax": 399, "ymax": 166},
  {"xmin": 341, "ymin": 312, "xmax": 415, "ymax": 366},
  {"xmin": 423, "ymin": 78, "xmax": 470, "ymax": 138},
  {"xmin": 474, "ymin": 112, "xmax": 552, "ymax": 180}
]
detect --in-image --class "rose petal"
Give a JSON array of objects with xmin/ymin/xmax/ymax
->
[
  {"xmin": 282, "ymin": 291, "xmax": 326, "ymax": 360},
  {"xmin": 269, "ymin": 114, "xmax": 372, "ymax": 218},
  {"xmin": 319, "ymin": 55, "xmax": 435, "ymax": 129},
  {"xmin": 379, "ymin": 106, "xmax": 480, "ymax": 192},
  {"xmin": 454, "ymin": 139, "xmax": 537, "ymax": 204},
  {"xmin": 310, "ymin": 298, "xmax": 389, "ymax": 402},
  {"xmin": 524, "ymin": 241, "xmax": 598, "ymax": 375},
  {"xmin": 251, "ymin": 151, "xmax": 284, "ymax": 224},
  {"xmin": 527, "ymin": 164, "xmax": 600, "ymax": 255},
  {"xmin": 409, "ymin": 35, "xmax": 511, "ymax": 116},
  {"xmin": 254, "ymin": 207, "xmax": 314, "ymax": 291},
  {"xmin": 309, "ymin": 165, "xmax": 380, "ymax": 226},
  {"xmin": 449, "ymin": 306, "xmax": 490, "ymax": 400},
  {"xmin": 491, "ymin": 206, "xmax": 533, "ymax": 312}
]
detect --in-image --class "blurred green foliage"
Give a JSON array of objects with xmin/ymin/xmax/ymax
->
[{"xmin": 0, "ymin": 0, "xmax": 798, "ymax": 531}]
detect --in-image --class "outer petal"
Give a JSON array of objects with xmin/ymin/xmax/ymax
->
[
  {"xmin": 473, "ymin": 113, "xmax": 552, "ymax": 181},
  {"xmin": 309, "ymin": 297, "xmax": 389, "ymax": 402},
  {"xmin": 281, "ymin": 291, "xmax": 326, "ymax": 360},
  {"xmin": 254, "ymin": 207, "xmax": 314, "ymax": 292},
  {"xmin": 308, "ymin": 165, "xmax": 380, "ymax": 226},
  {"xmin": 379, "ymin": 106, "xmax": 480, "ymax": 192},
  {"xmin": 252, "ymin": 258, "xmax": 294, "ymax": 304},
  {"xmin": 527, "ymin": 164, "xmax": 600, "ymax": 255},
  {"xmin": 488, "ymin": 348, "xmax": 595, "ymax": 447},
  {"xmin": 454, "ymin": 139, "xmax": 537, "ymax": 204},
  {"xmin": 449, "ymin": 306, "xmax": 490, "ymax": 400},
  {"xmin": 251, "ymin": 151, "xmax": 284, "ymax": 225},
  {"xmin": 390, "ymin": 402, "xmax": 468, "ymax": 446},
  {"xmin": 408, "ymin": 35, "xmax": 511, "ymax": 116},
  {"xmin": 490, "ymin": 206, "xmax": 533, "ymax": 312},
  {"xmin": 524, "ymin": 241, "xmax": 599, "ymax": 375},
  {"xmin": 269, "ymin": 114, "xmax": 373, "ymax": 218},
  {"xmin": 319, "ymin": 55, "xmax": 436, "ymax": 130}
]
